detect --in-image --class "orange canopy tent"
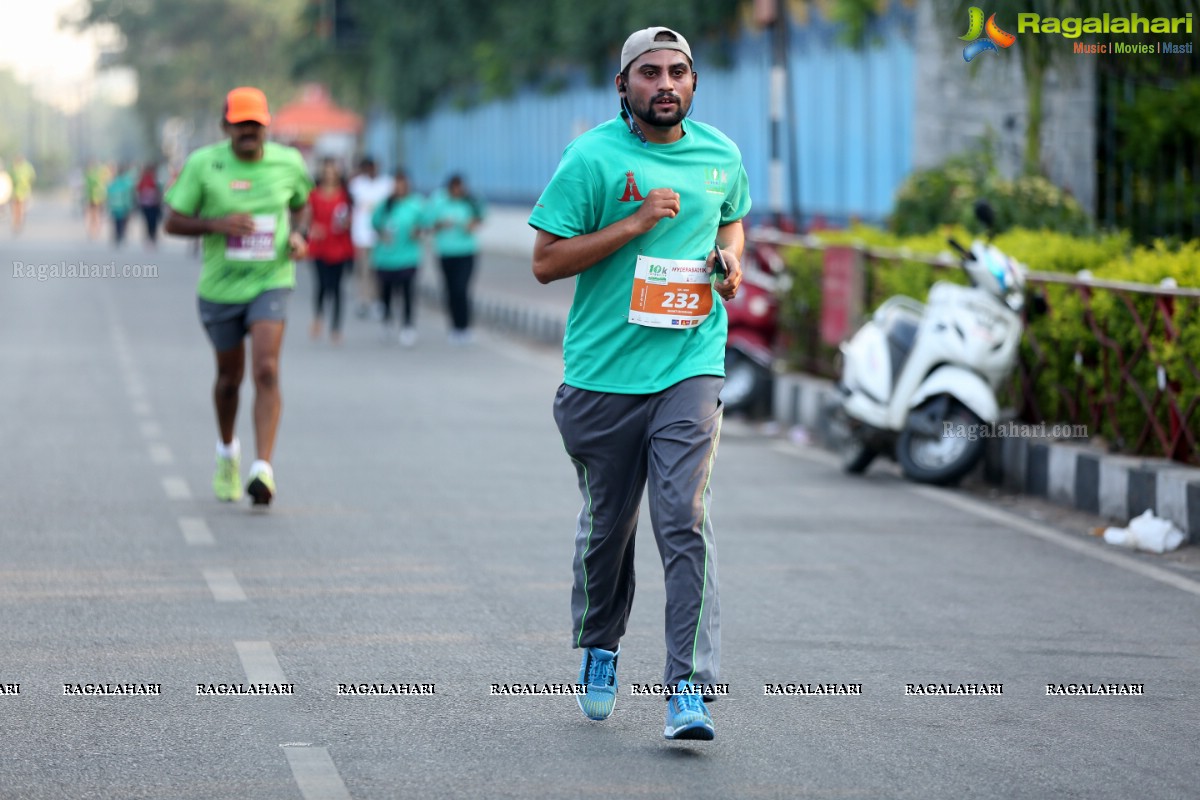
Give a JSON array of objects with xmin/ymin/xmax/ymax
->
[{"xmin": 271, "ymin": 84, "xmax": 362, "ymax": 146}]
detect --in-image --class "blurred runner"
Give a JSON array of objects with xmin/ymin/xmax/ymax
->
[
  {"xmin": 106, "ymin": 164, "xmax": 135, "ymax": 247},
  {"xmin": 0, "ymin": 160, "xmax": 11, "ymax": 227},
  {"xmin": 9, "ymin": 156, "xmax": 35, "ymax": 235},
  {"xmin": 348, "ymin": 157, "xmax": 391, "ymax": 319},
  {"xmin": 84, "ymin": 161, "xmax": 110, "ymax": 240},
  {"xmin": 164, "ymin": 86, "xmax": 313, "ymax": 507},
  {"xmin": 370, "ymin": 169, "xmax": 424, "ymax": 346},
  {"xmin": 427, "ymin": 173, "xmax": 484, "ymax": 344},
  {"xmin": 136, "ymin": 163, "xmax": 163, "ymax": 249},
  {"xmin": 530, "ymin": 26, "xmax": 750, "ymax": 742},
  {"xmin": 307, "ymin": 157, "xmax": 354, "ymax": 345}
]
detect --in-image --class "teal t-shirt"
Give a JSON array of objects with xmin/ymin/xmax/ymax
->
[
  {"xmin": 426, "ymin": 190, "xmax": 484, "ymax": 257},
  {"xmin": 371, "ymin": 195, "xmax": 425, "ymax": 269},
  {"xmin": 164, "ymin": 141, "xmax": 312, "ymax": 304},
  {"xmin": 529, "ymin": 116, "xmax": 751, "ymax": 394},
  {"xmin": 106, "ymin": 172, "xmax": 135, "ymax": 218}
]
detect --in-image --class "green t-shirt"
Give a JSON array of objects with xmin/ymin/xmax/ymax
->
[
  {"xmin": 426, "ymin": 190, "xmax": 483, "ymax": 257},
  {"xmin": 371, "ymin": 195, "xmax": 425, "ymax": 269},
  {"xmin": 164, "ymin": 141, "xmax": 313, "ymax": 304},
  {"xmin": 10, "ymin": 160, "xmax": 34, "ymax": 199},
  {"xmin": 529, "ymin": 117, "xmax": 751, "ymax": 394}
]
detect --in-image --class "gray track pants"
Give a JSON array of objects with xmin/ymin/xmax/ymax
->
[{"xmin": 553, "ymin": 375, "xmax": 723, "ymax": 687}]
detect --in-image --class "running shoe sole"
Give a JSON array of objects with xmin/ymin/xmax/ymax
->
[
  {"xmin": 664, "ymin": 720, "xmax": 715, "ymax": 741},
  {"xmin": 247, "ymin": 477, "xmax": 273, "ymax": 506}
]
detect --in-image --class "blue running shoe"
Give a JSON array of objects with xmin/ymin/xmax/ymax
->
[
  {"xmin": 577, "ymin": 646, "xmax": 619, "ymax": 720},
  {"xmin": 664, "ymin": 681, "xmax": 715, "ymax": 740}
]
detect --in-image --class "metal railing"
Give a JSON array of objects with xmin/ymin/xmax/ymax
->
[{"xmin": 750, "ymin": 230, "xmax": 1200, "ymax": 465}]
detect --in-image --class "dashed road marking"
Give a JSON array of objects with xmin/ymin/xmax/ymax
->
[
  {"xmin": 149, "ymin": 443, "xmax": 174, "ymax": 465},
  {"xmin": 234, "ymin": 641, "xmax": 288, "ymax": 684},
  {"xmin": 281, "ymin": 745, "xmax": 352, "ymax": 800},
  {"xmin": 178, "ymin": 517, "xmax": 215, "ymax": 545},
  {"xmin": 162, "ymin": 476, "xmax": 191, "ymax": 500},
  {"xmin": 203, "ymin": 568, "xmax": 247, "ymax": 602}
]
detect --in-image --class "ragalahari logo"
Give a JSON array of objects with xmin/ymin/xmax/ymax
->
[{"xmin": 960, "ymin": 7, "xmax": 1016, "ymax": 62}]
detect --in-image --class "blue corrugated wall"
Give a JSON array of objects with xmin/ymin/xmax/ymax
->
[{"xmin": 376, "ymin": 12, "xmax": 914, "ymax": 225}]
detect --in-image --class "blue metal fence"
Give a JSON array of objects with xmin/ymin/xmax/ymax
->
[{"xmin": 378, "ymin": 10, "xmax": 915, "ymax": 226}]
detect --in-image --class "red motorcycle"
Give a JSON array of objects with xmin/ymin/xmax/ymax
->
[{"xmin": 720, "ymin": 235, "xmax": 785, "ymax": 416}]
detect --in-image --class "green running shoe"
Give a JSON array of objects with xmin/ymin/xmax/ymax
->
[
  {"xmin": 246, "ymin": 462, "xmax": 275, "ymax": 506},
  {"xmin": 213, "ymin": 453, "xmax": 242, "ymax": 502}
]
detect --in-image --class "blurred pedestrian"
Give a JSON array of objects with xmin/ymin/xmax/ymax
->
[
  {"xmin": 370, "ymin": 169, "xmax": 424, "ymax": 346},
  {"xmin": 84, "ymin": 161, "xmax": 110, "ymax": 240},
  {"xmin": 428, "ymin": 173, "xmax": 484, "ymax": 343},
  {"xmin": 9, "ymin": 155, "xmax": 35, "ymax": 235},
  {"xmin": 348, "ymin": 157, "xmax": 392, "ymax": 320},
  {"xmin": 136, "ymin": 163, "xmax": 163, "ymax": 248},
  {"xmin": 307, "ymin": 157, "xmax": 354, "ymax": 345},
  {"xmin": 163, "ymin": 86, "xmax": 313, "ymax": 507},
  {"xmin": 0, "ymin": 160, "xmax": 11, "ymax": 227},
  {"xmin": 529, "ymin": 26, "xmax": 750, "ymax": 741},
  {"xmin": 106, "ymin": 164, "xmax": 136, "ymax": 247}
]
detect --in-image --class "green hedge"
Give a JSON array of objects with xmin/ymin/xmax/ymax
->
[{"xmin": 775, "ymin": 229, "xmax": 1198, "ymax": 462}]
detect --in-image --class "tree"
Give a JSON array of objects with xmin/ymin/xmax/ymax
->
[
  {"xmin": 68, "ymin": 0, "xmax": 306, "ymax": 147},
  {"xmin": 293, "ymin": 0, "xmax": 745, "ymax": 120}
]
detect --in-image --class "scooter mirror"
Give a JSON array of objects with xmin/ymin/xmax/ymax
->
[{"xmin": 974, "ymin": 199, "xmax": 997, "ymax": 230}]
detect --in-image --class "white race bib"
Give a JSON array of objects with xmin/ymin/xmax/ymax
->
[
  {"xmin": 225, "ymin": 214, "xmax": 278, "ymax": 261},
  {"xmin": 628, "ymin": 255, "xmax": 714, "ymax": 329}
]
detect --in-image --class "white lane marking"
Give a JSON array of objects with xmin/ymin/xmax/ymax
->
[
  {"xmin": 911, "ymin": 485, "xmax": 1200, "ymax": 599},
  {"xmin": 139, "ymin": 421, "xmax": 162, "ymax": 438},
  {"xmin": 161, "ymin": 477, "xmax": 192, "ymax": 500},
  {"xmin": 234, "ymin": 641, "xmax": 289, "ymax": 684},
  {"xmin": 178, "ymin": 517, "xmax": 215, "ymax": 546},
  {"xmin": 132, "ymin": 401, "xmax": 153, "ymax": 417},
  {"xmin": 149, "ymin": 443, "xmax": 174, "ymax": 465},
  {"xmin": 772, "ymin": 442, "xmax": 1200, "ymax": 598},
  {"xmin": 126, "ymin": 383, "xmax": 146, "ymax": 400},
  {"xmin": 281, "ymin": 746, "xmax": 353, "ymax": 800},
  {"xmin": 203, "ymin": 568, "xmax": 247, "ymax": 602}
]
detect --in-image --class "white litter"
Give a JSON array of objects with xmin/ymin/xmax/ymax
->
[{"xmin": 1102, "ymin": 509, "xmax": 1186, "ymax": 554}]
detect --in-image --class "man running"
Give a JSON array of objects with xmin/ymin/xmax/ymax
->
[
  {"xmin": 164, "ymin": 87, "xmax": 313, "ymax": 506},
  {"xmin": 530, "ymin": 27, "xmax": 750, "ymax": 740}
]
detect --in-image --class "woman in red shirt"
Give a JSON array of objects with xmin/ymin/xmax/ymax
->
[{"xmin": 307, "ymin": 158, "xmax": 356, "ymax": 344}]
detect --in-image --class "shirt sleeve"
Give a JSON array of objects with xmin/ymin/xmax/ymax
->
[
  {"xmin": 163, "ymin": 154, "xmax": 202, "ymax": 216},
  {"xmin": 290, "ymin": 152, "xmax": 314, "ymax": 210},
  {"xmin": 528, "ymin": 144, "xmax": 598, "ymax": 239},
  {"xmin": 721, "ymin": 161, "xmax": 752, "ymax": 225}
]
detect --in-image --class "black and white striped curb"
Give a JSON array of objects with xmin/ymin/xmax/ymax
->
[{"xmin": 772, "ymin": 373, "xmax": 1200, "ymax": 543}]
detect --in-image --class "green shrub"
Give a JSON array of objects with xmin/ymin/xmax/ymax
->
[
  {"xmin": 774, "ymin": 227, "xmax": 1199, "ymax": 462},
  {"xmin": 890, "ymin": 150, "xmax": 1093, "ymax": 238}
]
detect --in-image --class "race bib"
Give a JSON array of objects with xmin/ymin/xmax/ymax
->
[
  {"xmin": 628, "ymin": 255, "xmax": 714, "ymax": 329},
  {"xmin": 225, "ymin": 214, "xmax": 278, "ymax": 261}
]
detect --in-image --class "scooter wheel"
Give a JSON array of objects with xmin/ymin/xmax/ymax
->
[
  {"xmin": 830, "ymin": 407, "xmax": 877, "ymax": 475},
  {"xmin": 842, "ymin": 437, "xmax": 878, "ymax": 474},
  {"xmin": 897, "ymin": 398, "xmax": 985, "ymax": 486}
]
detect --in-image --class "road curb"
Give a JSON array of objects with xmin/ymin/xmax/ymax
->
[{"xmin": 771, "ymin": 372, "xmax": 1200, "ymax": 543}]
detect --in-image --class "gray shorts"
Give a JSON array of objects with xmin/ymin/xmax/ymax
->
[{"xmin": 197, "ymin": 288, "xmax": 291, "ymax": 352}]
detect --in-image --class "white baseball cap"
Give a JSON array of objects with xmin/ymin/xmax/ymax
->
[{"xmin": 620, "ymin": 27, "xmax": 693, "ymax": 73}]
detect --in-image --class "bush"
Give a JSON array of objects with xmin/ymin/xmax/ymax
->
[
  {"xmin": 889, "ymin": 149, "xmax": 1093, "ymax": 238},
  {"xmin": 774, "ymin": 226, "xmax": 1198, "ymax": 462}
]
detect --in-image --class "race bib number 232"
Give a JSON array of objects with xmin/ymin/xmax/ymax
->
[{"xmin": 628, "ymin": 255, "xmax": 713, "ymax": 329}]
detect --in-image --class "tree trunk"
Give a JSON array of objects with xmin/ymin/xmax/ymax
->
[{"xmin": 1022, "ymin": 41, "xmax": 1046, "ymax": 177}]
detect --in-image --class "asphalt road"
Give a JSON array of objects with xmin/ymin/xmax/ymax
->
[{"xmin": 2, "ymin": 197, "xmax": 1199, "ymax": 800}]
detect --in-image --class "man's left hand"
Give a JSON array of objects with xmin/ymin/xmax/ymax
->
[
  {"xmin": 708, "ymin": 248, "xmax": 742, "ymax": 300},
  {"xmin": 287, "ymin": 231, "xmax": 308, "ymax": 260}
]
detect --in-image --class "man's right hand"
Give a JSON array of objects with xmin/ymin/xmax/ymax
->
[
  {"xmin": 629, "ymin": 188, "xmax": 680, "ymax": 234},
  {"xmin": 210, "ymin": 214, "xmax": 256, "ymax": 237}
]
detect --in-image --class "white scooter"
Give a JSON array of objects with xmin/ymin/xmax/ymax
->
[{"xmin": 833, "ymin": 202, "xmax": 1028, "ymax": 485}]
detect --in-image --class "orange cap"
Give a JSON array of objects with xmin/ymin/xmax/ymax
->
[{"xmin": 224, "ymin": 87, "xmax": 271, "ymax": 125}]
